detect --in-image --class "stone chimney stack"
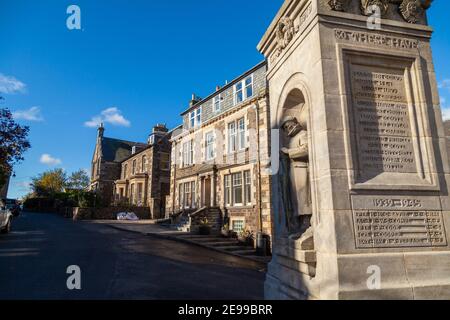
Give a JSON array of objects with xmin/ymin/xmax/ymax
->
[
  {"xmin": 97, "ymin": 123, "xmax": 105, "ymax": 139},
  {"xmin": 189, "ymin": 93, "xmax": 202, "ymax": 107},
  {"xmin": 153, "ymin": 123, "xmax": 169, "ymax": 134}
]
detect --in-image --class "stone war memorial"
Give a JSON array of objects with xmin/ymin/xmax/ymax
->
[{"xmin": 259, "ymin": 0, "xmax": 450, "ymax": 299}]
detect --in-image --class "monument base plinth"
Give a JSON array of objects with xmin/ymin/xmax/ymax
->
[{"xmin": 266, "ymin": 251, "xmax": 450, "ymax": 300}]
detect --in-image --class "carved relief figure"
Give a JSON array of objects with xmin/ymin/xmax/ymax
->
[
  {"xmin": 359, "ymin": 0, "xmax": 433, "ymax": 23},
  {"xmin": 279, "ymin": 110, "xmax": 312, "ymax": 240},
  {"xmin": 328, "ymin": 0, "xmax": 349, "ymax": 12},
  {"xmin": 398, "ymin": 0, "xmax": 428, "ymax": 23},
  {"xmin": 276, "ymin": 17, "xmax": 295, "ymax": 53},
  {"xmin": 271, "ymin": 17, "xmax": 297, "ymax": 62},
  {"xmin": 360, "ymin": 0, "xmax": 390, "ymax": 16}
]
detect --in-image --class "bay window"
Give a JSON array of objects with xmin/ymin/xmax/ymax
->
[
  {"xmin": 224, "ymin": 170, "xmax": 252, "ymax": 207},
  {"xmin": 224, "ymin": 175, "xmax": 231, "ymax": 206},
  {"xmin": 232, "ymin": 172, "xmax": 243, "ymax": 205},
  {"xmin": 180, "ymin": 181, "xmax": 196, "ymax": 209},
  {"xmin": 244, "ymin": 170, "xmax": 252, "ymax": 205}
]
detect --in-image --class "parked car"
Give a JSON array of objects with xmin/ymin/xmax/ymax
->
[
  {"xmin": 5, "ymin": 199, "xmax": 21, "ymax": 217},
  {"xmin": 0, "ymin": 201, "xmax": 13, "ymax": 234}
]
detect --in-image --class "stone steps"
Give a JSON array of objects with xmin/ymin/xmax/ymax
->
[
  {"xmin": 216, "ymin": 245, "xmax": 253, "ymax": 252},
  {"xmin": 233, "ymin": 249, "xmax": 258, "ymax": 256}
]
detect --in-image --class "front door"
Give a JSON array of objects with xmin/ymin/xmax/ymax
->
[{"xmin": 203, "ymin": 177, "xmax": 211, "ymax": 207}]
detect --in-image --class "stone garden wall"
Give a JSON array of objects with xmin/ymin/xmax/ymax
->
[{"xmin": 72, "ymin": 206, "xmax": 151, "ymax": 221}]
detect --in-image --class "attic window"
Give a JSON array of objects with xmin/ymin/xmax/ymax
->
[
  {"xmin": 213, "ymin": 94, "xmax": 222, "ymax": 113},
  {"xmin": 189, "ymin": 107, "xmax": 202, "ymax": 128}
]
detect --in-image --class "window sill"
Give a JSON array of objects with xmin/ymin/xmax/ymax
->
[
  {"xmin": 227, "ymin": 148, "xmax": 248, "ymax": 156},
  {"xmin": 225, "ymin": 205, "xmax": 254, "ymax": 210}
]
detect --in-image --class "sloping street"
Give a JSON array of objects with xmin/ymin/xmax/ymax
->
[{"xmin": 0, "ymin": 212, "xmax": 265, "ymax": 300}]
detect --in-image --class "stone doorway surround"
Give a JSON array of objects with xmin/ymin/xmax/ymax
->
[{"xmin": 199, "ymin": 171, "xmax": 217, "ymax": 208}]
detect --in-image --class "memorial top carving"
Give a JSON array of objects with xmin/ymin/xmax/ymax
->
[{"xmin": 328, "ymin": 0, "xmax": 433, "ymax": 24}]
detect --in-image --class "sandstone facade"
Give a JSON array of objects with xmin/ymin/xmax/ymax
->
[
  {"xmin": 89, "ymin": 124, "xmax": 146, "ymax": 205},
  {"xmin": 113, "ymin": 124, "xmax": 172, "ymax": 219},
  {"xmin": 166, "ymin": 62, "xmax": 273, "ymax": 242}
]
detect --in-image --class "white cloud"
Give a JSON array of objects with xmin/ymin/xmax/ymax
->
[
  {"xmin": 439, "ymin": 79, "xmax": 450, "ymax": 91},
  {"xmin": 442, "ymin": 108, "xmax": 450, "ymax": 121},
  {"xmin": 0, "ymin": 73, "xmax": 26, "ymax": 94},
  {"xmin": 12, "ymin": 106, "xmax": 44, "ymax": 122},
  {"xmin": 85, "ymin": 107, "xmax": 131, "ymax": 128},
  {"xmin": 440, "ymin": 96, "xmax": 450, "ymax": 121},
  {"xmin": 40, "ymin": 154, "xmax": 62, "ymax": 166}
]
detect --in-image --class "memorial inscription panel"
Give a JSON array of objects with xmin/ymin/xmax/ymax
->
[
  {"xmin": 350, "ymin": 64, "xmax": 417, "ymax": 178},
  {"xmin": 346, "ymin": 58, "xmax": 447, "ymax": 249},
  {"xmin": 353, "ymin": 210, "xmax": 447, "ymax": 249}
]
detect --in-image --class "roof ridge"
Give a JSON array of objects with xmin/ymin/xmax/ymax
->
[{"xmin": 103, "ymin": 136, "xmax": 146, "ymax": 146}]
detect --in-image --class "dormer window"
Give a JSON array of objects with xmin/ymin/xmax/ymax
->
[
  {"xmin": 189, "ymin": 107, "xmax": 202, "ymax": 128},
  {"xmin": 213, "ymin": 95, "xmax": 222, "ymax": 113},
  {"xmin": 245, "ymin": 75, "xmax": 253, "ymax": 98},
  {"xmin": 235, "ymin": 82, "xmax": 243, "ymax": 104},
  {"xmin": 234, "ymin": 75, "xmax": 254, "ymax": 105}
]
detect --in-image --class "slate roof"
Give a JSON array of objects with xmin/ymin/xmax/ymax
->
[{"xmin": 101, "ymin": 137, "xmax": 147, "ymax": 163}]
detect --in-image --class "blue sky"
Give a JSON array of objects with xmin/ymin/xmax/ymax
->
[{"xmin": 1, "ymin": 0, "xmax": 449, "ymax": 199}]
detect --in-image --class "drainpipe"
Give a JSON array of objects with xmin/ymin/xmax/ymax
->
[
  {"xmin": 254, "ymin": 99, "xmax": 263, "ymax": 235},
  {"xmin": 171, "ymin": 140, "xmax": 177, "ymax": 217},
  {"xmin": 255, "ymin": 94, "xmax": 269, "ymax": 256}
]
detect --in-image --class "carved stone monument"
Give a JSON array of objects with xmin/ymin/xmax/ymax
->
[{"xmin": 259, "ymin": 0, "xmax": 450, "ymax": 299}]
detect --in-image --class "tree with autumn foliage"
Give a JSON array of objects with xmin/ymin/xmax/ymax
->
[
  {"xmin": 30, "ymin": 168, "xmax": 67, "ymax": 197},
  {"xmin": 0, "ymin": 102, "xmax": 31, "ymax": 189}
]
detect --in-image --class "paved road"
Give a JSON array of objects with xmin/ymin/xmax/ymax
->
[{"xmin": 0, "ymin": 212, "xmax": 265, "ymax": 300}]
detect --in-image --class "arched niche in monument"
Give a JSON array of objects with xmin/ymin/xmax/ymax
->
[{"xmin": 277, "ymin": 85, "xmax": 315, "ymax": 244}]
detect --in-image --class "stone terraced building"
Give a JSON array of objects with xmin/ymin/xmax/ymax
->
[
  {"xmin": 90, "ymin": 123, "xmax": 172, "ymax": 220},
  {"xmin": 113, "ymin": 124, "xmax": 172, "ymax": 219},
  {"xmin": 90, "ymin": 124, "xmax": 147, "ymax": 206},
  {"xmin": 166, "ymin": 61, "xmax": 273, "ymax": 241}
]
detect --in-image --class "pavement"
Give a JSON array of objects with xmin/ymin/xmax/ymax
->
[
  {"xmin": 88, "ymin": 220, "xmax": 271, "ymax": 264},
  {"xmin": 0, "ymin": 212, "xmax": 265, "ymax": 300}
]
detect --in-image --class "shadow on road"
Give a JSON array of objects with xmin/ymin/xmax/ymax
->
[{"xmin": 0, "ymin": 212, "xmax": 265, "ymax": 300}]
